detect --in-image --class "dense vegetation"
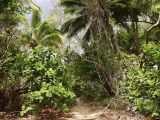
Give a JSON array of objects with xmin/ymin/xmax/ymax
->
[{"xmin": 0, "ymin": 0, "xmax": 160, "ymax": 119}]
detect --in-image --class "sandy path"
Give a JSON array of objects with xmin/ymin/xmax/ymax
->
[
  {"xmin": 62, "ymin": 98, "xmax": 146, "ymax": 120},
  {"xmin": 0, "ymin": 98, "xmax": 146, "ymax": 120}
]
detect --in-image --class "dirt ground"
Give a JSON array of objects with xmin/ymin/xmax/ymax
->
[
  {"xmin": 60, "ymin": 98, "xmax": 146, "ymax": 120},
  {"xmin": 0, "ymin": 98, "xmax": 147, "ymax": 120}
]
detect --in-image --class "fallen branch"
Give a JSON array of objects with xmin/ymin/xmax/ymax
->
[{"xmin": 103, "ymin": 91, "xmax": 119, "ymax": 113}]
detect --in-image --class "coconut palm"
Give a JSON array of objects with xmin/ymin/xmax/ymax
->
[
  {"xmin": 60, "ymin": 0, "xmax": 120, "ymax": 56},
  {"xmin": 21, "ymin": 9, "xmax": 62, "ymax": 48},
  {"xmin": 60, "ymin": 0, "xmax": 123, "ymax": 96}
]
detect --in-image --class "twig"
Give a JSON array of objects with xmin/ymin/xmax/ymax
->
[
  {"xmin": 103, "ymin": 114, "xmax": 110, "ymax": 120},
  {"xmin": 103, "ymin": 92, "xmax": 119, "ymax": 113}
]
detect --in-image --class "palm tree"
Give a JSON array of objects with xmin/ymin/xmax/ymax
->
[
  {"xmin": 60, "ymin": 0, "xmax": 120, "ymax": 57},
  {"xmin": 60, "ymin": 0, "xmax": 123, "ymax": 96},
  {"xmin": 111, "ymin": 0, "xmax": 160, "ymax": 54},
  {"xmin": 21, "ymin": 9, "xmax": 62, "ymax": 48}
]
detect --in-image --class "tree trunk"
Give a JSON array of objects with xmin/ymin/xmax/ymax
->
[
  {"xmin": 0, "ymin": 87, "xmax": 28, "ymax": 111},
  {"xmin": 109, "ymin": 24, "xmax": 121, "ymax": 59},
  {"xmin": 0, "ymin": 92, "xmax": 8, "ymax": 111},
  {"xmin": 131, "ymin": 19, "xmax": 141, "ymax": 55},
  {"xmin": 103, "ymin": 80, "xmax": 115, "ymax": 97}
]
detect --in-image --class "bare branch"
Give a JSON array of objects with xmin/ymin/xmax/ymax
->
[{"xmin": 146, "ymin": 13, "xmax": 160, "ymax": 44}]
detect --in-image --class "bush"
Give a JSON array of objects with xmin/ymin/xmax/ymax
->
[
  {"xmin": 117, "ymin": 29, "xmax": 132, "ymax": 52},
  {"xmin": 141, "ymin": 43, "xmax": 160, "ymax": 69},
  {"xmin": 121, "ymin": 43, "xmax": 160, "ymax": 117},
  {"xmin": 21, "ymin": 46, "xmax": 76, "ymax": 115},
  {"xmin": 67, "ymin": 44, "xmax": 119, "ymax": 101},
  {"xmin": 73, "ymin": 80, "xmax": 105, "ymax": 102},
  {"xmin": 0, "ymin": 45, "xmax": 25, "ymax": 110}
]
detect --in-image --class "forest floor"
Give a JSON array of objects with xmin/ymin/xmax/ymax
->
[{"xmin": 0, "ymin": 98, "xmax": 147, "ymax": 120}]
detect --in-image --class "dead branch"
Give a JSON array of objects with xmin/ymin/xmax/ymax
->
[{"xmin": 146, "ymin": 13, "xmax": 160, "ymax": 44}]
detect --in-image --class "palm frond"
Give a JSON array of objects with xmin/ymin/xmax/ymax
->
[
  {"xmin": 61, "ymin": 0, "xmax": 86, "ymax": 7},
  {"xmin": 21, "ymin": 8, "xmax": 62, "ymax": 48},
  {"xmin": 20, "ymin": 32, "xmax": 32, "ymax": 44},
  {"xmin": 61, "ymin": 15, "xmax": 88, "ymax": 38},
  {"xmin": 41, "ymin": 33, "xmax": 62, "ymax": 47},
  {"xmin": 31, "ymin": 9, "xmax": 41, "ymax": 29}
]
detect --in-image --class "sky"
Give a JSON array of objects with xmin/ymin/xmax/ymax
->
[{"xmin": 32, "ymin": 0, "xmax": 59, "ymax": 19}]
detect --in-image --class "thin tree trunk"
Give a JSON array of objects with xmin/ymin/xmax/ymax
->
[
  {"xmin": 109, "ymin": 25, "xmax": 121, "ymax": 59},
  {"xmin": 131, "ymin": 19, "xmax": 141, "ymax": 55}
]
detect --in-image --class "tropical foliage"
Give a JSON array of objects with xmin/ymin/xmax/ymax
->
[
  {"xmin": 122, "ymin": 43, "xmax": 160, "ymax": 116},
  {"xmin": 21, "ymin": 9, "xmax": 62, "ymax": 48},
  {"xmin": 21, "ymin": 46, "xmax": 75, "ymax": 115},
  {"xmin": 60, "ymin": 0, "xmax": 120, "ymax": 55},
  {"xmin": 0, "ymin": 0, "xmax": 160, "ymax": 119}
]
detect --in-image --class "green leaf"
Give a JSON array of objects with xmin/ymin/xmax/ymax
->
[
  {"xmin": 152, "ymin": 112, "xmax": 159, "ymax": 117},
  {"xmin": 46, "ymin": 92, "xmax": 52, "ymax": 98},
  {"xmin": 147, "ymin": 79, "xmax": 156, "ymax": 86},
  {"xmin": 154, "ymin": 89, "xmax": 160, "ymax": 97}
]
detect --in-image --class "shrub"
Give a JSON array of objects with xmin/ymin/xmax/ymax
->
[
  {"xmin": 121, "ymin": 43, "xmax": 160, "ymax": 117},
  {"xmin": 67, "ymin": 44, "xmax": 119, "ymax": 101},
  {"xmin": 0, "ymin": 45, "xmax": 25, "ymax": 110},
  {"xmin": 141, "ymin": 43, "xmax": 160, "ymax": 69},
  {"xmin": 117, "ymin": 29, "xmax": 132, "ymax": 52},
  {"xmin": 73, "ymin": 80, "xmax": 105, "ymax": 102},
  {"xmin": 21, "ymin": 46, "xmax": 75, "ymax": 115}
]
